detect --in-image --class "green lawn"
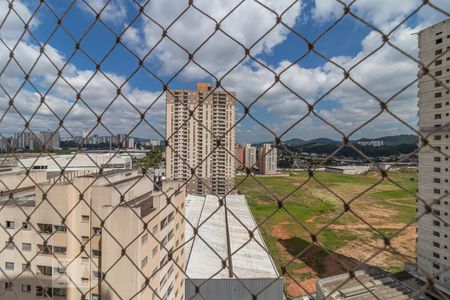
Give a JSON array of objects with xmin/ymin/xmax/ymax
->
[{"xmin": 237, "ymin": 169, "xmax": 417, "ymax": 295}]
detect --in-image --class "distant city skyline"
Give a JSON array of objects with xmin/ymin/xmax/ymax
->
[{"xmin": 1, "ymin": 1, "xmax": 450, "ymax": 143}]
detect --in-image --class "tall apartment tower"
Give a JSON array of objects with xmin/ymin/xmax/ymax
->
[
  {"xmin": 244, "ymin": 144, "xmax": 257, "ymax": 170},
  {"xmin": 39, "ymin": 130, "xmax": 60, "ymax": 150},
  {"xmin": 166, "ymin": 83, "xmax": 236, "ymax": 195},
  {"xmin": 258, "ymin": 144, "xmax": 277, "ymax": 175},
  {"xmin": 416, "ymin": 19, "xmax": 450, "ymax": 295}
]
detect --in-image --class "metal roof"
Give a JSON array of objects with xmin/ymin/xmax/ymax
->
[
  {"xmin": 317, "ymin": 267, "xmax": 417, "ymax": 300},
  {"xmin": 184, "ymin": 194, "xmax": 279, "ymax": 279}
]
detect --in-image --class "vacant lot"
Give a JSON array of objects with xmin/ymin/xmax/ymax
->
[{"xmin": 236, "ymin": 169, "xmax": 417, "ymax": 298}]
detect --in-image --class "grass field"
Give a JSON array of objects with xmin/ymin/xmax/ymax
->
[{"xmin": 236, "ymin": 169, "xmax": 417, "ymax": 297}]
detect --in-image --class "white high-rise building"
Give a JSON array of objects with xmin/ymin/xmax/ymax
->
[
  {"xmin": 244, "ymin": 144, "xmax": 257, "ymax": 170},
  {"xmin": 258, "ymin": 144, "xmax": 277, "ymax": 175},
  {"xmin": 166, "ymin": 83, "xmax": 236, "ymax": 195},
  {"xmin": 416, "ymin": 18, "xmax": 450, "ymax": 296}
]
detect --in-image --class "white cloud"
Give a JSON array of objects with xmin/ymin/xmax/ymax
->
[
  {"xmin": 224, "ymin": 25, "xmax": 420, "ymax": 142},
  {"xmin": 78, "ymin": 0, "xmax": 127, "ymax": 23},
  {"xmin": 0, "ymin": 2, "xmax": 164, "ymax": 139},
  {"xmin": 123, "ymin": 0, "xmax": 302, "ymax": 79},
  {"xmin": 1, "ymin": 0, "xmax": 449, "ymax": 143}
]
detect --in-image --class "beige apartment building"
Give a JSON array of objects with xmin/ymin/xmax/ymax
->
[
  {"xmin": 416, "ymin": 18, "xmax": 450, "ymax": 295},
  {"xmin": 0, "ymin": 169, "xmax": 186, "ymax": 300},
  {"xmin": 257, "ymin": 144, "xmax": 277, "ymax": 175},
  {"xmin": 166, "ymin": 83, "xmax": 236, "ymax": 195}
]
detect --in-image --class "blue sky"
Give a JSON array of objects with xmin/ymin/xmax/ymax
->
[{"xmin": 0, "ymin": 0, "xmax": 449, "ymax": 143}]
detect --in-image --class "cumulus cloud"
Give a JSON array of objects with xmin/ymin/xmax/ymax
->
[
  {"xmin": 78, "ymin": 0, "xmax": 127, "ymax": 23},
  {"xmin": 0, "ymin": 1, "xmax": 164, "ymax": 139},
  {"xmin": 222, "ymin": 24, "xmax": 420, "ymax": 141},
  {"xmin": 123, "ymin": 0, "xmax": 302, "ymax": 79}
]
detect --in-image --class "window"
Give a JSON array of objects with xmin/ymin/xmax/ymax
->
[
  {"xmin": 22, "ymin": 243, "xmax": 31, "ymax": 251},
  {"xmin": 434, "ymin": 157, "xmax": 441, "ymax": 162},
  {"xmin": 5, "ymin": 262, "xmax": 14, "ymax": 270},
  {"xmin": 82, "ymin": 236, "xmax": 89, "ymax": 243},
  {"xmin": 22, "ymin": 222, "xmax": 31, "ymax": 230},
  {"xmin": 92, "ymin": 294, "xmax": 101, "ymax": 300},
  {"xmin": 52, "ymin": 288, "xmax": 67, "ymax": 296},
  {"xmin": 435, "ymin": 114, "xmax": 442, "ymax": 119},
  {"xmin": 92, "ymin": 271, "xmax": 102, "ymax": 279},
  {"xmin": 433, "ymin": 231, "xmax": 440, "ymax": 237},
  {"xmin": 435, "ymin": 103, "xmax": 442, "ymax": 109},
  {"xmin": 5, "ymin": 221, "xmax": 14, "ymax": 229},
  {"xmin": 436, "ymin": 48, "xmax": 443, "ymax": 55},
  {"xmin": 433, "ymin": 263, "xmax": 440, "ymax": 270},
  {"xmin": 434, "ymin": 178, "xmax": 441, "ymax": 183},
  {"xmin": 434, "ymin": 220, "xmax": 441, "ymax": 226},
  {"xmin": 141, "ymin": 233, "xmax": 148, "ymax": 244},
  {"xmin": 436, "ymin": 70, "xmax": 443, "ymax": 76},
  {"xmin": 21, "ymin": 284, "xmax": 31, "ymax": 293},
  {"xmin": 435, "ymin": 60, "xmax": 442, "ymax": 66},
  {"xmin": 36, "ymin": 286, "xmax": 44, "ymax": 296},
  {"xmin": 54, "ymin": 225, "xmax": 66, "ymax": 232},
  {"xmin": 37, "ymin": 244, "xmax": 52, "ymax": 255},
  {"xmin": 436, "ymin": 38, "xmax": 443, "ymax": 44},
  {"xmin": 5, "ymin": 241, "xmax": 14, "ymax": 250},
  {"xmin": 152, "ymin": 225, "xmax": 158, "ymax": 234},
  {"xmin": 37, "ymin": 223, "xmax": 53, "ymax": 234},
  {"xmin": 54, "ymin": 267, "xmax": 66, "ymax": 274},
  {"xmin": 92, "ymin": 249, "xmax": 101, "ymax": 257},
  {"xmin": 141, "ymin": 256, "xmax": 148, "ymax": 268},
  {"xmin": 435, "ymin": 135, "xmax": 442, "ymax": 140},
  {"xmin": 4, "ymin": 282, "xmax": 13, "ymax": 290},
  {"xmin": 82, "ymin": 215, "xmax": 89, "ymax": 222},
  {"xmin": 152, "ymin": 246, "xmax": 158, "ymax": 256},
  {"xmin": 92, "ymin": 227, "xmax": 102, "ymax": 235},
  {"xmin": 433, "ymin": 241, "xmax": 440, "ymax": 248},
  {"xmin": 54, "ymin": 246, "xmax": 67, "ymax": 255},
  {"xmin": 37, "ymin": 265, "xmax": 52, "ymax": 276}
]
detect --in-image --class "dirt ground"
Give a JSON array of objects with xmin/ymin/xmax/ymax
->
[{"xmin": 269, "ymin": 218, "xmax": 416, "ymax": 298}]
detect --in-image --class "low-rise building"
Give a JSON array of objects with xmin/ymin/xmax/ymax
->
[
  {"xmin": 17, "ymin": 153, "xmax": 133, "ymax": 174},
  {"xmin": 316, "ymin": 267, "xmax": 417, "ymax": 299},
  {"xmin": 325, "ymin": 165, "xmax": 370, "ymax": 175},
  {"xmin": 184, "ymin": 194, "xmax": 283, "ymax": 300}
]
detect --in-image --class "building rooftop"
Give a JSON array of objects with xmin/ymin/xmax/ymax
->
[
  {"xmin": 184, "ymin": 194, "xmax": 279, "ymax": 279},
  {"xmin": 317, "ymin": 267, "xmax": 417, "ymax": 300},
  {"xmin": 18, "ymin": 153, "xmax": 132, "ymax": 172},
  {"xmin": 0, "ymin": 187, "xmax": 35, "ymax": 207}
]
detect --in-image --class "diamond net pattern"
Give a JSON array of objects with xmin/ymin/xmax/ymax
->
[{"xmin": 0, "ymin": 0, "xmax": 450, "ymax": 299}]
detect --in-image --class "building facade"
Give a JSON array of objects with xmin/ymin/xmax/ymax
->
[
  {"xmin": 14, "ymin": 132, "xmax": 40, "ymax": 151},
  {"xmin": 235, "ymin": 144, "xmax": 245, "ymax": 170},
  {"xmin": 0, "ymin": 170, "xmax": 186, "ymax": 300},
  {"xmin": 39, "ymin": 130, "xmax": 60, "ymax": 150},
  {"xmin": 166, "ymin": 83, "xmax": 236, "ymax": 195},
  {"xmin": 243, "ymin": 144, "xmax": 257, "ymax": 170},
  {"xmin": 257, "ymin": 144, "xmax": 277, "ymax": 175},
  {"xmin": 416, "ymin": 19, "xmax": 450, "ymax": 295}
]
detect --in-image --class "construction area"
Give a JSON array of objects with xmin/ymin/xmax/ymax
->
[{"xmin": 237, "ymin": 169, "xmax": 417, "ymax": 298}]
